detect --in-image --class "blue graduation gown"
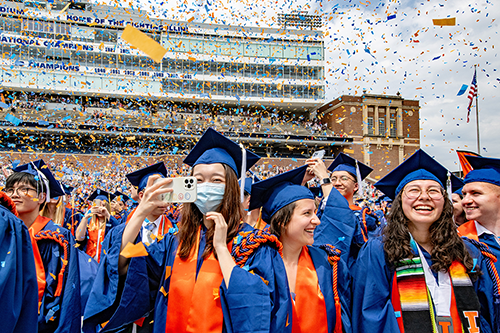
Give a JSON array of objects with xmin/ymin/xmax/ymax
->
[
  {"xmin": 83, "ymin": 223, "xmax": 291, "ymax": 333},
  {"xmin": 77, "ymin": 215, "xmax": 121, "ymax": 255},
  {"xmin": 463, "ymin": 235, "xmax": 500, "ymax": 333},
  {"xmin": 0, "ymin": 205, "xmax": 38, "ymax": 333},
  {"xmin": 64, "ymin": 207, "xmax": 83, "ymax": 236},
  {"xmin": 308, "ymin": 246, "xmax": 352, "ymax": 333},
  {"xmin": 351, "ymin": 237, "xmax": 484, "ymax": 333},
  {"xmin": 36, "ymin": 219, "xmax": 82, "ymax": 333},
  {"xmin": 313, "ymin": 188, "xmax": 359, "ymax": 267}
]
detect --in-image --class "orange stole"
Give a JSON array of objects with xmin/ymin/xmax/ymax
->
[
  {"xmin": 87, "ymin": 218, "xmax": 106, "ymax": 262},
  {"xmin": 165, "ymin": 228, "xmax": 225, "ymax": 333},
  {"xmin": 29, "ymin": 215, "xmax": 51, "ymax": 310},
  {"xmin": 292, "ymin": 247, "xmax": 328, "ymax": 333}
]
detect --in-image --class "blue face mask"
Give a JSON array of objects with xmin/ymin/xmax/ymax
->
[{"xmin": 194, "ymin": 183, "xmax": 226, "ymax": 215}]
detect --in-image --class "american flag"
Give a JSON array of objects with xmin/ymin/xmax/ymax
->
[{"xmin": 466, "ymin": 68, "xmax": 477, "ymax": 123}]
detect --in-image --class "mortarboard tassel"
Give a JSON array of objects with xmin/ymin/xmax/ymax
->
[
  {"xmin": 355, "ymin": 161, "xmax": 363, "ymax": 197},
  {"xmin": 239, "ymin": 143, "xmax": 246, "ymax": 204}
]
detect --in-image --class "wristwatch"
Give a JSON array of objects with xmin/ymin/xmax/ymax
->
[{"xmin": 319, "ymin": 177, "xmax": 332, "ymax": 186}]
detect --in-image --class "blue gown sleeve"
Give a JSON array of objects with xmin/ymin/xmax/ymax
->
[
  {"xmin": 221, "ymin": 244, "xmax": 292, "ymax": 333},
  {"xmin": 314, "ymin": 187, "xmax": 359, "ymax": 266},
  {"xmin": 0, "ymin": 205, "xmax": 38, "ymax": 333},
  {"xmin": 351, "ymin": 237, "xmax": 400, "ymax": 333},
  {"xmin": 463, "ymin": 237, "xmax": 498, "ymax": 333},
  {"xmin": 38, "ymin": 222, "xmax": 82, "ymax": 333},
  {"xmin": 83, "ymin": 224, "xmax": 177, "ymax": 333}
]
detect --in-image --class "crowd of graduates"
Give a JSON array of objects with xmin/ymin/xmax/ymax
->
[{"xmin": 1, "ymin": 127, "xmax": 499, "ymax": 333}]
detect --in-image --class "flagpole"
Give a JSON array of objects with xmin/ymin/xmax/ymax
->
[{"xmin": 475, "ymin": 64, "xmax": 480, "ymax": 154}]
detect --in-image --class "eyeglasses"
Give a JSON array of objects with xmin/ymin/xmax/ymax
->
[
  {"xmin": 4, "ymin": 186, "xmax": 37, "ymax": 197},
  {"xmin": 331, "ymin": 176, "xmax": 356, "ymax": 183},
  {"xmin": 403, "ymin": 186, "xmax": 444, "ymax": 200}
]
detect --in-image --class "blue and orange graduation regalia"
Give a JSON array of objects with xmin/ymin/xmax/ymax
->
[
  {"xmin": 83, "ymin": 222, "xmax": 291, "ymax": 333},
  {"xmin": 0, "ymin": 193, "xmax": 38, "ymax": 333},
  {"xmin": 313, "ymin": 187, "xmax": 359, "ymax": 268},
  {"xmin": 459, "ymin": 221, "xmax": 500, "ymax": 333},
  {"xmin": 28, "ymin": 215, "xmax": 82, "ymax": 333},
  {"xmin": 63, "ymin": 207, "xmax": 83, "ymax": 236},
  {"xmin": 351, "ymin": 237, "xmax": 483, "ymax": 333}
]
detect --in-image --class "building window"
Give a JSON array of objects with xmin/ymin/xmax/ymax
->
[
  {"xmin": 367, "ymin": 116, "xmax": 374, "ymax": 135},
  {"xmin": 390, "ymin": 118, "xmax": 397, "ymax": 137},
  {"xmin": 379, "ymin": 118, "xmax": 385, "ymax": 136}
]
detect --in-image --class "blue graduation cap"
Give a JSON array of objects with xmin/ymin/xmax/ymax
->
[
  {"xmin": 374, "ymin": 149, "xmax": 464, "ymax": 200},
  {"xmin": 87, "ymin": 189, "xmax": 116, "ymax": 203},
  {"xmin": 453, "ymin": 187, "xmax": 463, "ymax": 196},
  {"xmin": 463, "ymin": 155, "xmax": 500, "ymax": 187},
  {"xmin": 113, "ymin": 191, "xmax": 131, "ymax": 203},
  {"xmin": 126, "ymin": 162, "xmax": 168, "ymax": 192},
  {"xmin": 62, "ymin": 184, "xmax": 74, "ymax": 195},
  {"xmin": 183, "ymin": 128, "xmax": 260, "ymax": 178},
  {"xmin": 327, "ymin": 152, "xmax": 373, "ymax": 180},
  {"xmin": 239, "ymin": 178, "xmax": 253, "ymax": 195},
  {"xmin": 13, "ymin": 159, "xmax": 65, "ymax": 199},
  {"xmin": 249, "ymin": 165, "xmax": 314, "ymax": 222}
]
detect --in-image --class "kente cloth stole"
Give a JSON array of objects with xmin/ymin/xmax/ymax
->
[
  {"xmin": 292, "ymin": 246, "xmax": 329, "ymax": 333},
  {"xmin": 165, "ymin": 227, "xmax": 226, "ymax": 333},
  {"xmin": 29, "ymin": 215, "xmax": 51, "ymax": 311},
  {"xmin": 391, "ymin": 239, "xmax": 481, "ymax": 333}
]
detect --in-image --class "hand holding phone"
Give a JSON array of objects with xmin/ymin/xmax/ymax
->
[
  {"xmin": 154, "ymin": 177, "xmax": 197, "ymax": 203},
  {"xmin": 311, "ymin": 150, "xmax": 325, "ymax": 160}
]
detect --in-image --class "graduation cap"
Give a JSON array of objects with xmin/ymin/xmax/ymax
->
[
  {"xmin": 463, "ymin": 155, "xmax": 500, "ymax": 187},
  {"xmin": 374, "ymin": 149, "xmax": 464, "ymax": 200},
  {"xmin": 249, "ymin": 165, "xmax": 314, "ymax": 222},
  {"xmin": 113, "ymin": 191, "xmax": 131, "ymax": 203},
  {"xmin": 62, "ymin": 184, "xmax": 74, "ymax": 195},
  {"xmin": 327, "ymin": 152, "xmax": 373, "ymax": 180},
  {"xmin": 183, "ymin": 128, "xmax": 260, "ymax": 178},
  {"xmin": 13, "ymin": 159, "xmax": 65, "ymax": 199},
  {"xmin": 239, "ymin": 178, "xmax": 253, "ymax": 195},
  {"xmin": 87, "ymin": 189, "xmax": 116, "ymax": 203},
  {"xmin": 126, "ymin": 162, "xmax": 168, "ymax": 192}
]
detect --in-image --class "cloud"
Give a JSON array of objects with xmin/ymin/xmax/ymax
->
[{"xmin": 129, "ymin": 0, "xmax": 498, "ymax": 170}]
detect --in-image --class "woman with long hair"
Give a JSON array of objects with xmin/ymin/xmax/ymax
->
[
  {"xmin": 40, "ymin": 196, "xmax": 66, "ymax": 226},
  {"xmin": 241, "ymin": 165, "xmax": 351, "ymax": 332},
  {"xmin": 351, "ymin": 150, "xmax": 482, "ymax": 333},
  {"xmin": 75, "ymin": 189, "xmax": 119, "ymax": 263},
  {"xmin": 83, "ymin": 128, "xmax": 290, "ymax": 333}
]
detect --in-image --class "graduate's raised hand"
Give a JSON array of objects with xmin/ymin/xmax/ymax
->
[
  {"xmin": 135, "ymin": 175, "xmax": 172, "ymax": 218},
  {"xmin": 206, "ymin": 211, "xmax": 235, "ymax": 288},
  {"xmin": 305, "ymin": 158, "xmax": 329, "ymax": 180},
  {"xmin": 206, "ymin": 211, "xmax": 228, "ymax": 250}
]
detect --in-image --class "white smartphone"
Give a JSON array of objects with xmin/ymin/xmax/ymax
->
[
  {"xmin": 154, "ymin": 177, "xmax": 197, "ymax": 203},
  {"xmin": 311, "ymin": 149, "xmax": 325, "ymax": 159}
]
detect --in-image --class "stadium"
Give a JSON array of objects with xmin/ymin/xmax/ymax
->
[{"xmin": 0, "ymin": 0, "xmax": 419, "ymax": 180}]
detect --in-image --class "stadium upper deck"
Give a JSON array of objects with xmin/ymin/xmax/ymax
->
[{"xmin": 0, "ymin": 0, "xmax": 325, "ymax": 112}]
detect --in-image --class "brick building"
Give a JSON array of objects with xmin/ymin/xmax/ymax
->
[{"xmin": 317, "ymin": 93, "xmax": 420, "ymax": 180}]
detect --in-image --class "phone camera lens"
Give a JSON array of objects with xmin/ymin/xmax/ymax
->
[
  {"xmin": 187, "ymin": 184, "xmax": 191, "ymax": 189},
  {"xmin": 189, "ymin": 179, "xmax": 194, "ymax": 183}
]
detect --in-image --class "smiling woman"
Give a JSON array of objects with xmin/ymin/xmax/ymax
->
[
  {"xmin": 351, "ymin": 149, "xmax": 485, "ymax": 333},
  {"xmin": 248, "ymin": 165, "xmax": 352, "ymax": 332}
]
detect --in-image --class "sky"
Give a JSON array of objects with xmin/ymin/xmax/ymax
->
[{"xmin": 110, "ymin": 0, "xmax": 499, "ymax": 172}]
